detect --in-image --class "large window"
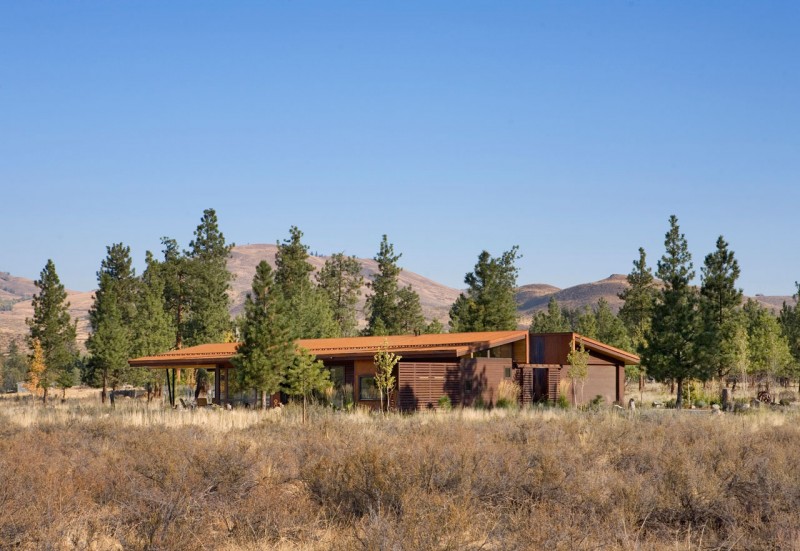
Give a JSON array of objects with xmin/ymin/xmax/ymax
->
[
  {"xmin": 359, "ymin": 375, "xmax": 380, "ymax": 401},
  {"xmin": 329, "ymin": 366, "xmax": 354, "ymax": 408}
]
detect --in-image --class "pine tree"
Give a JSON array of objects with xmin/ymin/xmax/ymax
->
[
  {"xmin": 283, "ymin": 346, "xmax": 330, "ymax": 423},
  {"xmin": 618, "ymin": 247, "xmax": 657, "ymax": 389},
  {"xmin": 699, "ymin": 236, "xmax": 744, "ymax": 386},
  {"xmin": 275, "ymin": 226, "xmax": 336, "ymax": 339},
  {"xmin": 317, "ymin": 252, "xmax": 364, "ymax": 337},
  {"xmin": 185, "ymin": 208, "xmax": 234, "ymax": 345},
  {"xmin": 366, "ymin": 235, "xmax": 402, "ymax": 335},
  {"xmin": 132, "ymin": 251, "xmax": 175, "ymax": 358},
  {"xmin": 396, "ymin": 286, "xmax": 425, "ymax": 335},
  {"xmin": 618, "ymin": 248, "xmax": 657, "ymax": 350},
  {"xmin": 233, "ymin": 261, "xmax": 295, "ymax": 409},
  {"xmin": 449, "ymin": 247, "xmax": 521, "ymax": 332},
  {"xmin": 157, "ymin": 236, "xmax": 190, "ymax": 349},
  {"xmin": 26, "ymin": 259, "xmax": 78, "ymax": 403},
  {"xmin": 576, "ymin": 306, "xmax": 598, "ymax": 338},
  {"xmin": 642, "ymin": 215, "xmax": 706, "ymax": 408},
  {"xmin": 365, "ymin": 235, "xmax": 425, "ymax": 335},
  {"xmin": 529, "ymin": 297, "xmax": 570, "ymax": 333},
  {"xmin": 595, "ymin": 298, "xmax": 631, "ymax": 350},
  {"xmin": 87, "ymin": 243, "xmax": 137, "ymax": 403}
]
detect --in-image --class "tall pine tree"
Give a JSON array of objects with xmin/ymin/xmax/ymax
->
[
  {"xmin": 87, "ymin": 243, "xmax": 137, "ymax": 403},
  {"xmin": 274, "ymin": 226, "xmax": 336, "ymax": 339},
  {"xmin": 26, "ymin": 259, "xmax": 78, "ymax": 403},
  {"xmin": 317, "ymin": 252, "xmax": 364, "ymax": 337},
  {"xmin": 233, "ymin": 261, "xmax": 295, "ymax": 409},
  {"xmin": 642, "ymin": 215, "xmax": 706, "ymax": 408},
  {"xmin": 185, "ymin": 208, "xmax": 234, "ymax": 346},
  {"xmin": 699, "ymin": 236, "xmax": 744, "ymax": 387},
  {"xmin": 449, "ymin": 247, "xmax": 521, "ymax": 332},
  {"xmin": 365, "ymin": 235, "xmax": 424, "ymax": 335},
  {"xmin": 618, "ymin": 247, "xmax": 657, "ymax": 354}
]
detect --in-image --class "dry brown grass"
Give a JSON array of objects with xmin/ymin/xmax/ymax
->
[{"xmin": 1, "ymin": 397, "xmax": 799, "ymax": 550}]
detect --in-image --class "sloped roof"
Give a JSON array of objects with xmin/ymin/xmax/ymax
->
[
  {"xmin": 573, "ymin": 334, "xmax": 640, "ymax": 364},
  {"xmin": 128, "ymin": 330, "xmax": 530, "ymax": 368}
]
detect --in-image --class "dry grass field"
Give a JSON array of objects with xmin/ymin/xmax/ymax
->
[{"xmin": 1, "ymin": 393, "xmax": 799, "ymax": 550}]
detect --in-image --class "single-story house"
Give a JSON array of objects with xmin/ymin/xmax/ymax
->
[{"xmin": 128, "ymin": 331, "xmax": 638, "ymax": 410}]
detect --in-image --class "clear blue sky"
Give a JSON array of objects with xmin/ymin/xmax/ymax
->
[{"xmin": 2, "ymin": 1, "xmax": 799, "ymax": 296}]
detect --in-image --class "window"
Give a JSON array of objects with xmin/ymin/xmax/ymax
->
[
  {"xmin": 504, "ymin": 367, "xmax": 512, "ymax": 379},
  {"xmin": 329, "ymin": 366, "xmax": 353, "ymax": 408},
  {"xmin": 359, "ymin": 375, "xmax": 380, "ymax": 401}
]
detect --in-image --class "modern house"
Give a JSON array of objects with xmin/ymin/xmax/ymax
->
[{"xmin": 128, "ymin": 331, "xmax": 639, "ymax": 409}]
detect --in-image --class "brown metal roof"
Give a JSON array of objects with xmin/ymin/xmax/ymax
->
[{"xmin": 128, "ymin": 330, "xmax": 530, "ymax": 368}]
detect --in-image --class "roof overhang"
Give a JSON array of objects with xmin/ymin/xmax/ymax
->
[
  {"xmin": 128, "ymin": 331, "xmax": 530, "ymax": 369},
  {"xmin": 573, "ymin": 334, "xmax": 640, "ymax": 365}
]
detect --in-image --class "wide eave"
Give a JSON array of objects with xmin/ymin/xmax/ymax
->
[{"xmin": 128, "ymin": 330, "xmax": 531, "ymax": 369}]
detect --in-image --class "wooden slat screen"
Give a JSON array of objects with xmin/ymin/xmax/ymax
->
[{"xmin": 398, "ymin": 362, "xmax": 461, "ymax": 411}]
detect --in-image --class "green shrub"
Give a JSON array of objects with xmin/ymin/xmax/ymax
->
[
  {"xmin": 556, "ymin": 394, "xmax": 570, "ymax": 409},
  {"xmin": 694, "ymin": 400, "xmax": 707, "ymax": 409},
  {"xmin": 437, "ymin": 395, "xmax": 452, "ymax": 411}
]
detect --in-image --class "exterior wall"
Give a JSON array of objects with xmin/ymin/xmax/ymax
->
[
  {"xmin": 461, "ymin": 357, "xmax": 512, "ymax": 408},
  {"xmin": 397, "ymin": 362, "xmax": 460, "ymax": 411},
  {"xmin": 396, "ymin": 357, "xmax": 513, "ymax": 411},
  {"xmin": 530, "ymin": 333, "xmax": 574, "ymax": 364},
  {"xmin": 513, "ymin": 338, "xmax": 529, "ymax": 363}
]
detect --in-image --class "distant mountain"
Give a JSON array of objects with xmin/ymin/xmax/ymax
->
[
  {"xmin": 0, "ymin": 250, "xmax": 795, "ymax": 350},
  {"xmin": 0, "ymin": 272, "xmax": 93, "ymax": 351},
  {"xmin": 514, "ymin": 274, "xmax": 795, "ymax": 325},
  {"xmin": 227, "ymin": 244, "xmax": 461, "ymax": 323}
]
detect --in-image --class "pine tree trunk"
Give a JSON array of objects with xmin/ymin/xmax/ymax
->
[
  {"xmin": 42, "ymin": 387, "xmax": 48, "ymax": 405},
  {"xmin": 675, "ymin": 377, "xmax": 684, "ymax": 409},
  {"xmin": 639, "ymin": 373, "xmax": 644, "ymax": 392},
  {"xmin": 262, "ymin": 390, "xmax": 267, "ymax": 410},
  {"xmin": 102, "ymin": 370, "xmax": 107, "ymax": 404},
  {"xmin": 670, "ymin": 379, "xmax": 675, "ymax": 394}
]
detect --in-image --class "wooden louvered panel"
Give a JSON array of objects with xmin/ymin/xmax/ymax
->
[
  {"xmin": 548, "ymin": 365, "xmax": 560, "ymax": 403},
  {"xmin": 522, "ymin": 367, "xmax": 534, "ymax": 405},
  {"xmin": 398, "ymin": 362, "xmax": 460, "ymax": 411}
]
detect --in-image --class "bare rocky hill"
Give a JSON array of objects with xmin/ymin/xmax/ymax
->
[{"xmin": 1, "ymin": 250, "xmax": 795, "ymax": 350}]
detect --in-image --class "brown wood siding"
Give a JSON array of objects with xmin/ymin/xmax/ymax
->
[
  {"xmin": 530, "ymin": 334, "xmax": 573, "ymax": 364},
  {"xmin": 517, "ymin": 364, "xmax": 560, "ymax": 405},
  {"xmin": 547, "ymin": 365, "xmax": 560, "ymax": 403},
  {"xmin": 617, "ymin": 365, "xmax": 625, "ymax": 405},
  {"xmin": 461, "ymin": 357, "xmax": 511, "ymax": 408},
  {"xmin": 581, "ymin": 365, "xmax": 617, "ymax": 405},
  {"xmin": 397, "ymin": 362, "xmax": 461, "ymax": 411},
  {"xmin": 513, "ymin": 338, "xmax": 528, "ymax": 363}
]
